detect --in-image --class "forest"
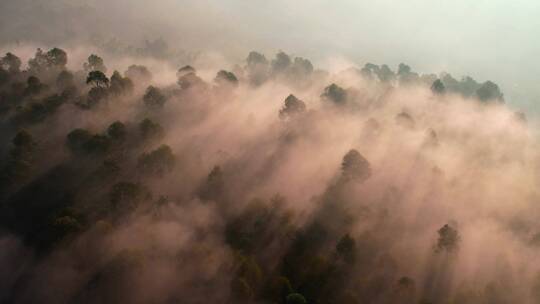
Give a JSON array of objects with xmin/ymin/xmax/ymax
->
[{"xmin": 0, "ymin": 46, "xmax": 537, "ymax": 304}]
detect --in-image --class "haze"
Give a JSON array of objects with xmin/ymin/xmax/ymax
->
[{"xmin": 1, "ymin": 0, "xmax": 538, "ymax": 113}]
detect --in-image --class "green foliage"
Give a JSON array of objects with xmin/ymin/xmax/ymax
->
[
  {"xmin": 52, "ymin": 215, "xmax": 82, "ymax": 236},
  {"xmin": 12, "ymin": 130, "xmax": 35, "ymax": 147},
  {"xmin": 247, "ymin": 51, "xmax": 268, "ymax": 66},
  {"xmin": 66, "ymin": 128, "xmax": 92, "ymax": 152},
  {"xmin": 435, "ymin": 224, "xmax": 460, "ymax": 253},
  {"xmin": 236, "ymin": 254, "xmax": 263, "ymax": 287},
  {"xmin": 15, "ymin": 93, "xmax": 67, "ymax": 124},
  {"xmin": 1, "ymin": 130, "xmax": 36, "ymax": 186},
  {"xmin": 341, "ymin": 149, "xmax": 371, "ymax": 182},
  {"xmin": 24, "ymin": 76, "xmax": 48, "ymax": 96},
  {"xmin": 476, "ymin": 81, "xmax": 504, "ymax": 102},
  {"xmin": 87, "ymin": 86, "xmax": 109, "ymax": 107},
  {"xmin": 14, "ymin": 102, "xmax": 47, "ymax": 124},
  {"xmin": 177, "ymin": 71, "xmax": 205, "ymax": 90},
  {"xmin": 110, "ymin": 182, "xmax": 152, "ymax": 211},
  {"xmin": 137, "ymin": 145, "xmax": 175, "ymax": 176},
  {"xmin": 86, "ymin": 70, "xmax": 109, "ymax": 88},
  {"xmin": 0, "ymin": 67, "xmax": 9, "ymax": 86},
  {"xmin": 109, "ymin": 71, "xmax": 134, "ymax": 95},
  {"xmin": 322, "ymin": 83, "xmax": 347, "ymax": 104},
  {"xmin": 199, "ymin": 165, "xmax": 225, "ymax": 201},
  {"xmin": 92, "ymin": 159, "xmax": 121, "ymax": 180},
  {"xmin": 139, "ymin": 118, "xmax": 164, "ymax": 141},
  {"xmin": 287, "ymin": 293, "xmax": 307, "ymax": 304},
  {"xmin": 177, "ymin": 65, "xmax": 195, "ymax": 78},
  {"xmin": 46, "ymin": 48, "xmax": 68, "ymax": 67},
  {"xmin": 291, "ymin": 57, "xmax": 314, "ymax": 77},
  {"xmin": 143, "ymin": 86, "xmax": 166, "ymax": 108},
  {"xmin": 125, "ymin": 65, "xmax": 152, "ymax": 83},
  {"xmin": 107, "ymin": 121, "xmax": 127, "ymax": 142},
  {"xmin": 431, "ymin": 79, "xmax": 446, "ymax": 95},
  {"xmin": 336, "ymin": 233, "xmax": 356, "ymax": 264},
  {"xmin": 279, "ymin": 94, "xmax": 306, "ymax": 119},
  {"xmin": 1, "ymin": 52, "xmax": 22, "ymax": 73},
  {"xmin": 66, "ymin": 129, "xmax": 111, "ymax": 155},
  {"xmin": 215, "ymin": 70, "xmax": 239, "ymax": 87},
  {"xmin": 84, "ymin": 54, "xmax": 107, "ymax": 73},
  {"xmin": 272, "ymin": 51, "xmax": 292, "ymax": 73},
  {"xmin": 246, "ymin": 51, "xmax": 269, "ymax": 86},
  {"xmin": 56, "ymin": 70, "xmax": 74, "ymax": 90},
  {"xmin": 83, "ymin": 135, "xmax": 112, "ymax": 154},
  {"xmin": 396, "ymin": 63, "xmax": 420, "ymax": 85},
  {"xmin": 28, "ymin": 48, "xmax": 67, "ymax": 72}
]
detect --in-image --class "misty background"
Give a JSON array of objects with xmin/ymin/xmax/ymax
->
[
  {"xmin": 1, "ymin": 0, "xmax": 538, "ymax": 114},
  {"xmin": 2, "ymin": 1, "xmax": 540, "ymax": 303}
]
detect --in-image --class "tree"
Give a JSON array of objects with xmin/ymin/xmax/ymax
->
[
  {"xmin": 177, "ymin": 71, "xmax": 205, "ymax": 90},
  {"xmin": 52, "ymin": 215, "xmax": 82, "ymax": 236},
  {"xmin": 177, "ymin": 65, "xmax": 195, "ymax": 78},
  {"xmin": 1, "ymin": 52, "xmax": 22, "ymax": 73},
  {"xmin": 321, "ymin": 83, "xmax": 347, "ymax": 104},
  {"xmin": 143, "ymin": 86, "xmax": 166, "ymax": 108},
  {"xmin": 398, "ymin": 63, "xmax": 412, "ymax": 75},
  {"xmin": 110, "ymin": 182, "xmax": 151, "ymax": 212},
  {"xmin": 27, "ymin": 47, "xmax": 67, "ymax": 72},
  {"xmin": 66, "ymin": 128, "xmax": 92, "ymax": 153},
  {"xmin": 292, "ymin": 57, "xmax": 314, "ymax": 75},
  {"xmin": 287, "ymin": 293, "xmax": 307, "ymax": 304},
  {"xmin": 107, "ymin": 121, "xmax": 127, "ymax": 142},
  {"xmin": 14, "ymin": 102, "xmax": 48, "ymax": 124},
  {"xmin": 125, "ymin": 65, "xmax": 152, "ymax": 83},
  {"xmin": 279, "ymin": 94, "xmax": 306, "ymax": 119},
  {"xmin": 83, "ymin": 135, "xmax": 111, "ymax": 154},
  {"xmin": 83, "ymin": 54, "xmax": 107, "ymax": 73},
  {"xmin": 24, "ymin": 76, "xmax": 47, "ymax": 96},
  {"xmin": 139, "ymin": 118, "xmax": 164, "ymax": 141},
  {"xmin": 56, "ymin": 70, "xmax": 74, "ymax": 90},
  {"xmin": 246, "ymin": 51, "xmax": 269, "ymax": 86},
  {"xmin": 0, "ymin": 67, "xmax": 9, "ymax": 86},
  {"xmin": 87, "ymin": 87, "xmax": 109, "ymax": 107},
  {"xmin": 86, "ymin": 71, "xmax": 109, "ymax": 88},
  {"xmin": 271, "ymin": 51, "xmax": 292, "ymax": 74},
  {"xmin": 397, "ymin": 63, "xmax": 419, "ymax": 84},
  {"xmin": 361, "ymin": 63, "xmax": 381, "ymax": 80},
  {"xmin": 12, "ymin": 130, "xmax": 35, "ymax": 147},
  {"xmin": 0, "ymin": 130, "xmax": 36, "ymax": 186},
  {"xmin": 137, "ymin": 145, "xmax": 175, "ymax": 176},
  {"xmin": 431, "ymin": 79, "xmax": 446, "ymax": 95},
  {"xmin": 46, "ymin": 48, "xmax": 68, "ymax": 68},
  {"xmin": 435, "ymin": 224, "xmax": 460, "ymax": 253},
  {"xmin": 476, "ymin": 81, "xmax": 504, "ymax": 102},
  {"xmin": 28, "ymin": 48, "xmax": 48, "ymax": 72},
  {"xmin": 336, "ymin": 233, "xmax": 356, "ymax": 264},
  {"xmin": 214, "ymin": 70, "xmax": 239, "ymax": 87},
  {"xmin": 458, "ymin": 76, "xmax": 481, "ymax": 97},
  {"xmin": 247, "ymin": 51, "xmax": 268, "ymax": 66},
  {"xmin": 109, "ymin": 71, "xmax": 133, "ymax": 95},
  {"xmin": 341, "ymin": 149, "xmax": 371, "ymax": 182},
  {"xmin": 199, "ymin": 165, "xmax": 225, "ymax": 201},
  {"xmin": 66, "ymin": 128, "xmax": 110, "ymax": 155}
]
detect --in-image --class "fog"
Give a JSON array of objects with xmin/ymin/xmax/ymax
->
[
  {"xmin": 1, "ymin": 1, "xmax": 540, "ymax": 304},
  {"xmin": 1, "ymin": 0, "xmax": 538, "ymax": 113}
]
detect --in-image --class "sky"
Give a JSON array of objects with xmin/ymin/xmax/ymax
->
[{"xmin": 1, "ymin": 0, "xmax": 539, "ymax": 113}]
